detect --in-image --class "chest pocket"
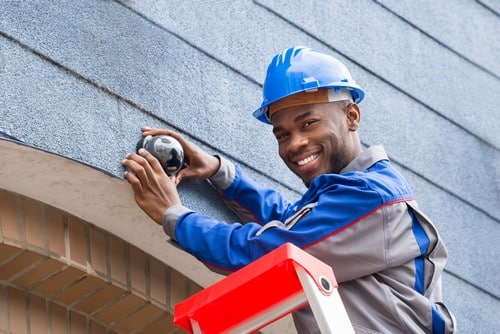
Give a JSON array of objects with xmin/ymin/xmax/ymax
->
[{"xmin": 255, "ymin": 202, "xmax": 317, "ymax": 236}]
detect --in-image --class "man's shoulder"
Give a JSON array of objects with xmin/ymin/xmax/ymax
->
[{"xmin": 310, "ymin": 160, "xmax": 414, "ymax": 204}]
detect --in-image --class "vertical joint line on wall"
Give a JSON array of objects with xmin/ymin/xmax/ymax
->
[
  {"xmin": 125, "ymin": 244, "xmax": 131, "ymax": 289},
  {"xmin": 25, "ymin": 291, "xmax": 31, "ymax": 334},
  {"xmin": 84, "ymin": 223, "xmax": 91, "ymax": 272},
  {"xmin": 104, "ymin": 234, "xmax": 111, "ymax": 282},
  {"xmin": 184, "ymin": 275, "xmax": 190, "ymax": 305},
  {"xmin": 46, "ymin": 299, "xmax": 52, "ymax": 334},
  {"xmin": 145, "ymin": 256, "xmax": 151, "ymax": 302},
  {"xmin": 16, "ymin": 196, "xmax": 27, "ymax": 244},
  {"xmin": 63, "ymin": 216, "xmax": 71, "ymax": 263},
  {"xmin": 165, "ymin": 266, "xmax": 172, "ymax": 313},
  {"xmin": 85, "ymin": 316, "xmax": 91, "ymax": 333},
  {"xmin": 41, "ymin": 204, "xmax": 50, "ymax": 251},
  {"xmin": 3, "ymin": 286, "xmax": 10, "ymax": 333},
  {"xmin": 66, "ymin": 306, "xmax": 71, "ymax": 334}
]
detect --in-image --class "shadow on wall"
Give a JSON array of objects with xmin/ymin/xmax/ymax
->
[{"xmin": 0, "ymin": 131, "xmax": 22, "ymax": 142}]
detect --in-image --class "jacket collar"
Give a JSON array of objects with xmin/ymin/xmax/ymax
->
[{"xmin": 340, "ymin": 145, "xmax": 388, "ymax": 174}]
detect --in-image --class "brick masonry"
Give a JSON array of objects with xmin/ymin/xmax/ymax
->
[{"xmin": 0, "ymin": 190, "xmax": 200, "ymax": 333}]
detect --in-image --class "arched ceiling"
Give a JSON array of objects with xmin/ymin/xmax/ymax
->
[{"xmin": 0, "ymin": 139, "xmax": 221, "ymax": 288}]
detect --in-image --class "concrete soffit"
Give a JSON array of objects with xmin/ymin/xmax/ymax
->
[{"xmin": 0, "ymin": 139, "xmax": 221, "ymax": 288}]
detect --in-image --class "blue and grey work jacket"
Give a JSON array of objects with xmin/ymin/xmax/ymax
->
[{"xmin": 163, "ymin": 146, "xmax": 456, "ymax": 334}]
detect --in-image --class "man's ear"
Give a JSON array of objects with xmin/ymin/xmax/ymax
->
[{"xmin": 346, "ymin": 103, "xmax": 361, "ymax": 131}]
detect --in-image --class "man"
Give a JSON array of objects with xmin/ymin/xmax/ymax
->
[{"xmin": 122, "ymin": 46, "xmax": 455, "ymax": 333}]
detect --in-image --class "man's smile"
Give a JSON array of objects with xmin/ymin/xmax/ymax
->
[{"xmin": 296, "ymin": 153, "xmax": 319, "ymax": 166}]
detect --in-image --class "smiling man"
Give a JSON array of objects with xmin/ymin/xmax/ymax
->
[
  {"xmin": 270, "ymin": 90, "xmax": 361, "ymax": 186},
  {"xmin": 122, "ymin": 46, "xmax": 455, "ymax": 333}
]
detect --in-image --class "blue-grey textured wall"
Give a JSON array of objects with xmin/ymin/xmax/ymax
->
[{"xmin": 1, "ymin": 1, "xmax": 498, "ymax": 332}]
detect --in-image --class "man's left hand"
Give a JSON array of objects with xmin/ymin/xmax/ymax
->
[{"xmin": 122, "ymin": 148, "xmax": 181, "ymax": 225}]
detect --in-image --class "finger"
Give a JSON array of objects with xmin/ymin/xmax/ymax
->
[
  {"xmin": 161, "ymin": 131, "xmax": 191, "ymax": 149},
  {"xmin": 169, "ymin": 175, "xmax": 179, "ymax": 186},
  {"xmin": 122, "ymin": 154, "xmax": 140, "ymax": 173},
  {"xmin": 175, "ymin": 165, "xmax": 204, "ymax": 182},
  {"xmin": 123, "ymin": 170, "xmax": 144, "ymax": 193},
  {"xmin": 142, "ymin": 128, "xmax": 189, "ymax": 148},
  {"xmin": 142, "ymin": 127, "xmax": 169, "ymax": 137},
  {"xmin": 123, "ymin": 153, "xmax": 157, "ymax": 186},
  {"xmin": 137, "ymin": 148, "xmax": 166, "ymax": 176},
  {"xmin": 175, "ymin": 167, "xmax": 193, "ymax": 181}
]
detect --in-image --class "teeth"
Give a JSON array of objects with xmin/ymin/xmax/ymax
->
[{"xmin": 297, "ymin": 154, "xmax": 318, "ymax": 166}]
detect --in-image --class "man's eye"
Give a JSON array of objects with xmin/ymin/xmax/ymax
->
[
  {"xmin": 303, "ymin": 120, "xmax": 318, "ymax": 128},
  {"xmin": 275, "ymin": 132, "xmax": 288, "ymax": 141}
]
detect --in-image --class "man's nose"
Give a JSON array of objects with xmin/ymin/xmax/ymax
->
[{"xmin": 288, "ymin": 133, "xmax": 309, "ymax": 153}]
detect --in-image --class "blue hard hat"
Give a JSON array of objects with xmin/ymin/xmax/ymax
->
[{"xmin": 253, "ymin": 46, "xmax": 365, "ymax": 124}]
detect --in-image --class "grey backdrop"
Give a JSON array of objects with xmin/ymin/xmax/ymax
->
[{"xmin": 1, "ymin": 1, "xmax": 499, "ymax": 332}]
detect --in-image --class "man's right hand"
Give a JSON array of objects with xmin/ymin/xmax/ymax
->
[{"xmin": 140, "ymin": 127, "xmax": 220, "ymax": 185}]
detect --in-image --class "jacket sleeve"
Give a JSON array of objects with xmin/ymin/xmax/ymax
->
[
  {"xmin": 165, "ymin": 161, "xmax": 422, "ymax": 277},
  {"xmin": 208, "ymin": 157, "xmax": 293, "ymax": 225}
]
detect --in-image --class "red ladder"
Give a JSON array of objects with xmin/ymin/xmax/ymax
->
[{"xmin": 173, "ymin": 243, "xmax": 354, "ymax": 333}]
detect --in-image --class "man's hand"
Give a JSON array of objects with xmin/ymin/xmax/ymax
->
[
  {"xmin": 141, "ymin": 127, "xmax": 220, "ymax": 185},
  {"xmin": 122, "ymin": 148, "xmax": 181, "ymax": 225}
]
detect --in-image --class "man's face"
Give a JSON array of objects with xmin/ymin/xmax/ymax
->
[{"xmin": 270, "ymin": 102, "xmax": 360, "ymax": 187}]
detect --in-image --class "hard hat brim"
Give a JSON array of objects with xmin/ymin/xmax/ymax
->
[{"xmin": 253, "ymin": 85, "xmax": 365, "ymax": 125}]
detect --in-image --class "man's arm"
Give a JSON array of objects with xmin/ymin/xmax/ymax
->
[{"xmin": 208, "ymin": 156, "xmax": 293, "ymax": 225}]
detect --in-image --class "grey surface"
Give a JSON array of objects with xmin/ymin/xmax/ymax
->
[
  {"xmin": 2, "ymin": 0, "xmax": 498, "ymax": 217},
  {"xmin": 376, "ymin": 0, "xmax": 500, "ymax": 78},
  {"xmin": 0, "ymin": 0, "xmax": 498, "ymax": 332}
]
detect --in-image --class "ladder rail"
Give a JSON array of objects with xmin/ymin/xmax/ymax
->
[
  {"xmin": 295, "ymin": 264, "xmax": 354, "ymax": 334},
  {"xmin": 173, "ymin": 243, "xmax": 354, "ymax": 334}
]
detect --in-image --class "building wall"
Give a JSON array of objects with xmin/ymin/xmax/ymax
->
[
  {"xmin": 1, "ymin": 0, "xmax": 499, "ymax": 332},
  {"xmin": 0, "ymin": 190, "xmax": 194, "ymax": 333}
]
